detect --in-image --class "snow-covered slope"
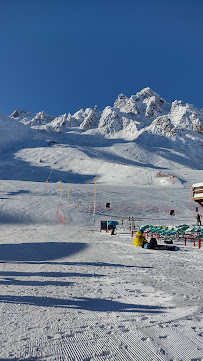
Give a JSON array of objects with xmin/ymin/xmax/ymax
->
[
  {"xmin": 0, "ymin": 90, "xmax": 203, "ymax": 361},
  {"xmin": 1, "ymin": 87, "xmax": 203, "ymax": 185}
]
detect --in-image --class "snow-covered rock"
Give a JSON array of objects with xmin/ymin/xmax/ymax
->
[
  {"xmin": 45, "ymin": 113, "xmax": 73, "ymax": 133},
  {"xmin": 10, "ymin": 109, "xmax": 21, "ymax": 118},
  {"xmin": 10, "ymin": 109, "xmax": 27, "ymax": 118},
  {"xmin": 28, "ymin": 111, "xmax": 55, "ymax": 127},
  {"xmin": 130, "ymin": 87, "xmax": 170, "ymax": 118},
  {"xmin": 98, "ymin": 106, "xmax": 124, "ymax": 134},
  {"xmin": 67, "ymin": 107, "xmax": 100, "ymax": 130},
  {"xmin": 149, "ymin": 115, "xmax": 176, "ymax": 137},
  {"xmin": 9, "ymin": 87, "xmax": 203, "ymax": 142},
  {"xmin": 114, "ymin": 94, "xmax": 140, "ymax": 115},
  {"xmin": 79, "ymin": 108, "xmax": 99, "ymax": 130},
  {"xmin": 170, "ymin": 100, "xmax": 203, "ymax": 134}
]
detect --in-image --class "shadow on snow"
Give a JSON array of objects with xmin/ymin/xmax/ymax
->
[
  {"xmin": 0, "ymin": 358, "xmax": 38, "ymax": 361},
  {"xmin": 0, "ymin": 270, "xmax": 104, "ymax": 288},
  {"xmin": 19, "ymin": 260, "xmax": 153, "ymax": 269},
  {"xmin": 0, "ymin": 294, "xmax": 166, "ymax": 313},
  {"xmin": 0, "ymin": 156, "xmax": 95, "ymax": 183},
  {"xmin": 0, "ymin": 242, "xmax": 88, "ymax": 262}
]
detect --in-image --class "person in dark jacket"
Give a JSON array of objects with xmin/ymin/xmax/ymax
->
[
  {"xmin": 197, "ymin": 213, "xmax": 201, "ymax": 226},
  {"xmin": 145, "ymin": 237, "xmax": 179, "ymax": 251}
]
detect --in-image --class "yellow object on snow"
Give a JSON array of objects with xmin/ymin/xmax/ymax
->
[{"xmin": 134, "ymin": 231, "xmax": 147, "ymax": 247}]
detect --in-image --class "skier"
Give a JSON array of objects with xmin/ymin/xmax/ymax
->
[{"xmin": 108, "ymin": 220, "xmax": 118, "ymax": 235}]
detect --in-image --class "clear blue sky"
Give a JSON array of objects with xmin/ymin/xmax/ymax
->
[{"xmin": 0, "ymin": 0, "xmax": 203, "ymax": 116}]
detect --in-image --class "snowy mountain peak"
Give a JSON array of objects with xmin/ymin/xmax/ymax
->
[
  {"xmin": 7, "ymin": 88, "xmax": 203, "ymax": 142},
  {"xmin": 32, "ymin": 111, "xmax": 55, "ymax": 124},
  {"xmin": 169, "ymin": 100, "xmax": 203, "ymax": 134},
  {"xmin": 113, "ymin": 88, "xmax": 169, "ymax": 120},
  {"xmin": 10, "ymin": 109, "xmax": 27, "ymax": 118},
  {"xmin": 114, "ymin": 94, "xmax": 139, "ymax": 116},
  {"xmin": 1, "ymin": 86, "xmax": 203, "ymax": 179},
  {"xmin": 136, "ymin": 86, "xmax": 160, "ymax": 99}
]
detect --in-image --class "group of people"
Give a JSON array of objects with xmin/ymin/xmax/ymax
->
[
  {"xmin": 133, "ymin": 229, "xmax": 178, "ymax": 251},
  {"xmin": 107, "ymin": 217, "xmax": 201, "ymax": 251}
]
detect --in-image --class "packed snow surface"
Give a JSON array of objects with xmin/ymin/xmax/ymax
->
[{"xmin": 0, "ymin": 88, "xmax": 203, "ymax": 360}]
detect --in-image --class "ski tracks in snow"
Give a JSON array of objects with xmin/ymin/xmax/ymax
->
[{"xmin": 0, "ymin": 226, "xmax": 202, "ymax": 360}]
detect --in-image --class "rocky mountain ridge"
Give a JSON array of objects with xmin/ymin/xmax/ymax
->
[{"xmin": 10, "ymin": 87, "xmax": 203, "ymax": 140}]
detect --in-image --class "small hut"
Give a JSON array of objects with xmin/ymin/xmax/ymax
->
[{"xmin": 192, "ymin": 182, "xmax": 203, "ymax": 209}]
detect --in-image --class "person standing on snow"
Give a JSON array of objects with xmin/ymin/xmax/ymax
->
[
  {"xmin": 134, "ymin": 229, "xmax": 148, "ymax": 247},
  {"xmin": 196, "ymin": 213, "xmax": 201, "ymax": 226}
]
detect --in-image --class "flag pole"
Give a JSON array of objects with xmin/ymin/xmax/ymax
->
[
  {"xmin": 93, "ymin": 177, "xmax": 97, "ymax": 224},
  {"xmin": 67, "ymin": 184, "xmax": 70, "ymax": 199}
]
